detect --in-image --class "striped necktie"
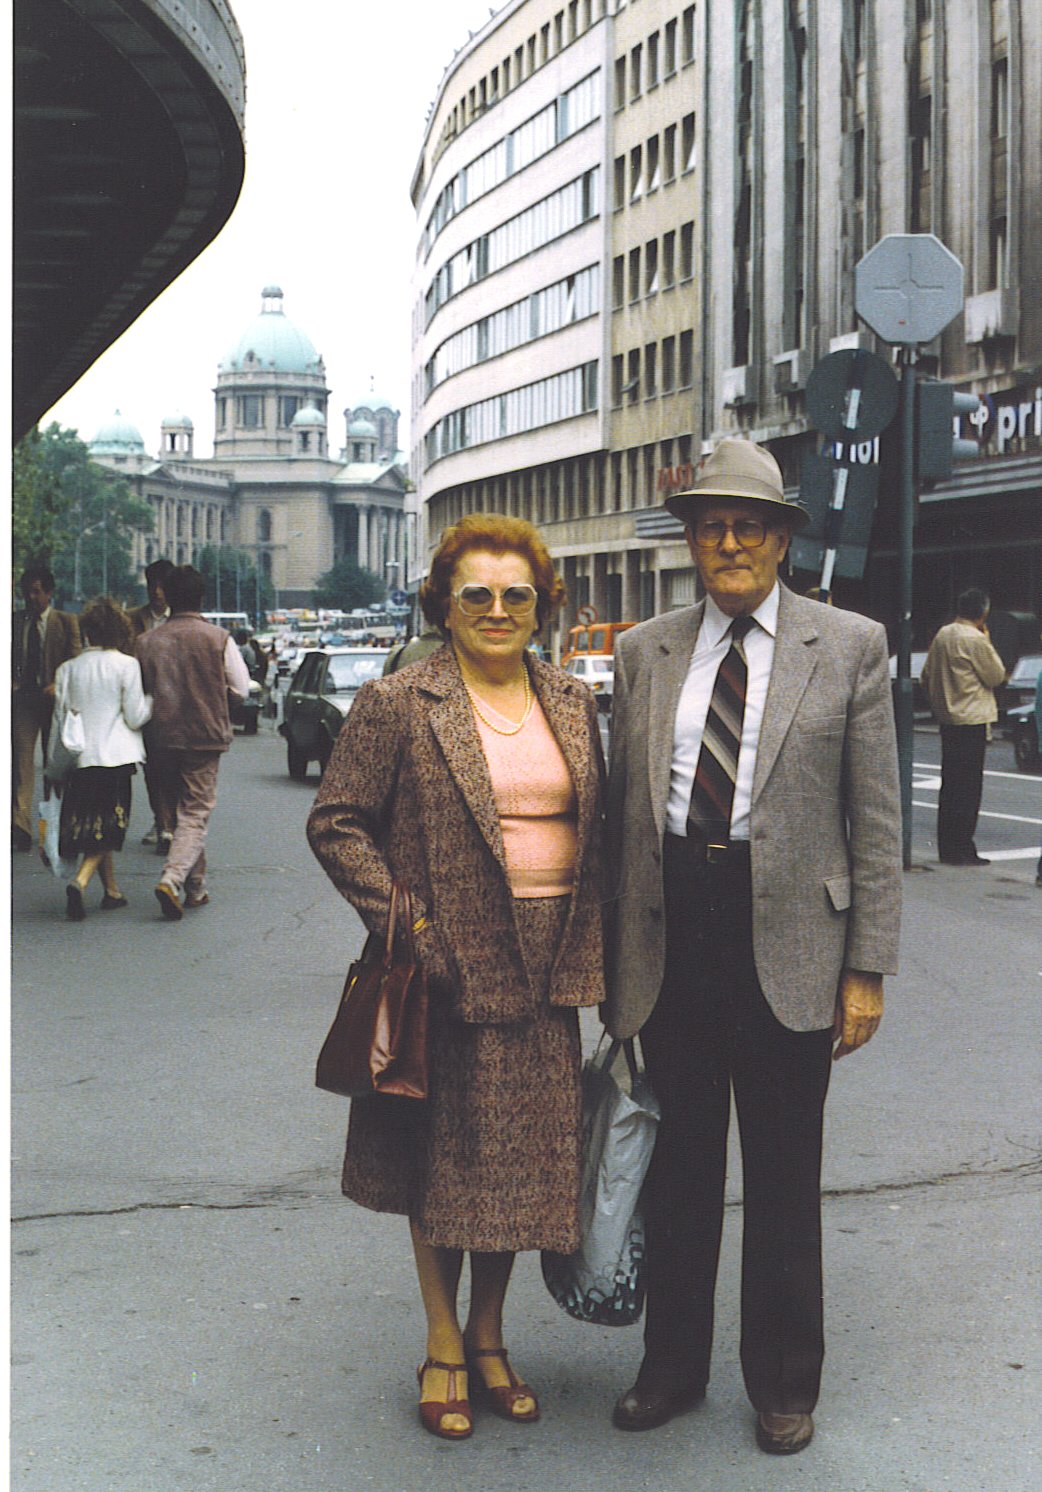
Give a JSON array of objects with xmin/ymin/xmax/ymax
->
[{"xmin": 687, "ymin": 614, "xmax": 755, "ymax": 844}]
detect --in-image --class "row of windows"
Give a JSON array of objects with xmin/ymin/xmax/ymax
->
[
  {"xmin": 426, "ymin": 361, "xmax": 598, "ymax": 465},
  {"xmin": 149, "ymin": 495, "xmax": 228, "ymax": 543},
  {"xmin": 612, "ymin": 220, "xmax": 695, "ymax": 303},
  {"xmin": 424, "ymin": 169, "xmax": 599, "ymax": 326},
  {"xmin": 425, "ymin": 264, "xmax": 600, "ymax": 394},
  {"xmin": 423, "ymin": 71, "xmax": 601, "ymax": 258},
  {"xmin": 613, "ymin": 5, "xmax": 697, "ymax": 105},
  {"xmin": 611, "ymin": 331, "xmax": 695, "ymax": 404},
  {"xmin": 215, "ymin": 395, "xmax": 327, "ymax": 431},
  {"xmin": 432, "ymin": 0, "xmax": 609, "ymax": 167},
  {"xmin": 613, "ymin": 113, "xmax": 696, "ymax": 210},
  {"xmin": 430, "ymin": 433, "xmax": 699, "ymax": 536}
]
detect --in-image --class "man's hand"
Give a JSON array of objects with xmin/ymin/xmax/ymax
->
[{"xmin": 832, "ymin": 969, "xmax": 884, "ymax": 1060}]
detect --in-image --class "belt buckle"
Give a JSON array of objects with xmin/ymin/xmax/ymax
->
[{"xmin": 705, "ymin": 842, "xmax": 729, "ymax": 865}]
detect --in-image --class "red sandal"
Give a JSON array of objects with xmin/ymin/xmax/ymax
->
[
  {"xmin": 466, "ymin": 1347, "xmax": 540, "ymax": 1423},
  {"xmin": 417, "ymin": 1358, "xmax": 473, "ymax": 1440}
]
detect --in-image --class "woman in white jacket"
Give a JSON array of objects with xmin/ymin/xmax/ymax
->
[{"xmin": 50, "ymin": 597, "xmax": 152, "ymax": 920}]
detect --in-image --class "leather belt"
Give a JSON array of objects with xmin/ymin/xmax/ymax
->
[{"xmin": 665, "ymin": 832, "xmax": 751, "ymax": 867}]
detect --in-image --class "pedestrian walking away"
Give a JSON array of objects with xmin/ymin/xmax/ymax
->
[
  {"xmin": 11, "ymin": 565, "xmax": 81, "ymax": 851},
  {"xmin": 604, "ymin": 437, "xmax": 903, "ymax": 1455},
  {"xmin": 49, "ymin": 597, "xmax": 152, "ymax": 920},
  {"xmin": 135, "ymin": 564, "xmax": 251, "ymax": 920},
  {"xmin": 308, "ymin": 513, "xmax": 606, "ymax": 1442},
  {"xmin": 920, "ymin": 588, "xmax": 1008, "ymax": 866}
]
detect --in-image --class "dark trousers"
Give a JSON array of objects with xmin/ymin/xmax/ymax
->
[
  {"xmin": 639, "ymin": 835, "xmax": 833, "ymax": 1414},
  {"xmin": 937, "ymin": 723, "xmax": 987, "ymax": 862}
]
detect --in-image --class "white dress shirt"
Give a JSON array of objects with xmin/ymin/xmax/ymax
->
[{"xmin": 666, "ymin": 583, "xmax": 780, "ymax": 840}]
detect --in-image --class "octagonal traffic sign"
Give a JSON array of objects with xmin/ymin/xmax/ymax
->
[{"xmin": 855, "ymin": 234, "xmax": 963, "ymax": 345}]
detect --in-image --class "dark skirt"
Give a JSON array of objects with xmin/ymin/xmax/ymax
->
[
  {"xmin": 341, "ymin": 896, "xmax": 583, "ymax": 1253},
  {"xmin": 59, "ymin": 765, "xmax": 135, "ymax": 857}
]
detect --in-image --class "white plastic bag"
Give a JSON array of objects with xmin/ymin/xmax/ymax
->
[
  {"xmin": 542, "ymin": 1039, "xmax": 660, "ymax": 1326},
  {"xmin": 38, "ymin": 797, "xmax": 77, "ymax": 880}
]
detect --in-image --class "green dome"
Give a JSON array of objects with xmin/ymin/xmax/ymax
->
[
  {"xmin": 292, "ymin": 406, "xmax": 326, "ymax": 427},
  {"xmin": 89, "ymin": 410, "xmax": 145, "ymax": 454},
  {"xmin": 221, "ymin": 288, "xmax": 323, "ymax": 375},
  {"xmin": 347, "ymin": 417, "xmax": 377, "ymax": 437}
]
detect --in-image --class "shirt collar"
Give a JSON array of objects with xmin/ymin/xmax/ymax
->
[{"xmin": 701, "ymin": 583, "xmax": 780, "ymax": 648}]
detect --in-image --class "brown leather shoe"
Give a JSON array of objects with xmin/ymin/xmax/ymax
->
[
  {"xmin": 756, "ymin": 1411, "xmax": 814, "ymax": 1454},
  {"xmin": 612, "ymin": 1371, "xmax": 705, "ymax": 1431}
]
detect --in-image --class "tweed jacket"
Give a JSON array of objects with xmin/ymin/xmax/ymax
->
[
  {"xmin": 604, "ymin": 584, "xmax": 902, "ymax": 1037},
  {"xmin": 307, "ymin": 644, "xmax": 607, "ymax": 1024},
  {"xmin": 12, "ymin": 607, "xmax": 81, "ymax": 690}
]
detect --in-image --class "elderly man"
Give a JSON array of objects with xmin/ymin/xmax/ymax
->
[
  {"xmin": 920, "ymin": 587, "xmax": 1007, "ymax": 866},
  {"xmin": 605, "ymin": 438, "xmax": 902, "ymax": 1454},
  {"xmin": 11, "ymin": 566, "xmax": 81, "ymax": 850},
  {"xmin": 128, "ymin": 557, "xmax": 174, "ymax": 850},
  {"xmin": 136, "ymin": 565, "xmax": 250, "ymax": 920}
]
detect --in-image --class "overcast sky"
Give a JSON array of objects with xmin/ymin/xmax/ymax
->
[{"xmin": 45, "ymin": 0, "xmax": 494, "ymax": 459}]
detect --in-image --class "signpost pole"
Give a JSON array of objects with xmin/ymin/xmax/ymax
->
[{"xmin": 896, "ymin": 349, "xmax": 917, "ymax": 869}]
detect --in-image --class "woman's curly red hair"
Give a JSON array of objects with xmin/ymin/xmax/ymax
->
[{"xmin": 420, "ymin": 513, "xmax": 567, "ymax": 636}]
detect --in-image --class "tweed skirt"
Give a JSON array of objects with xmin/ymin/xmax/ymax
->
[{"xmin": 340, "ymin": 896, "xmax": 583, "ymax": 1253}]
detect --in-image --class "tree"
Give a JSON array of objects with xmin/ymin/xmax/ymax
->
[
  {"xmin": 194, "ymin": 544, "xmax": 275, "ymax": 625},
  {"xmin": 312, "ymin": 556, "xmax": 385, "ymax": 611},
  {"xmin": 12, "ymin": 423, "xmax": 154, "ymax": 606}
]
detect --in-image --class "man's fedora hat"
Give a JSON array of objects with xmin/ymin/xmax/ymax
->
[{"xmin": 664, "ymin": 437, "xmax": 811, "ymax": 531}]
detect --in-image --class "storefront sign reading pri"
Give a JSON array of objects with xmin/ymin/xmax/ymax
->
[{"xmin": 974, "ymin": 385, "xmax": 1042, "ymax": 454}]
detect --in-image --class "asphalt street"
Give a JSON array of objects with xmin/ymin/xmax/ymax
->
[{"xmin": 11, "ymin": 715, "xmax": 1041, "ymax": 1491}]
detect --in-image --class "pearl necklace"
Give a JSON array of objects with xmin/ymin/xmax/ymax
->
[{"xmin": 465, "ymin": 667, "xmax": 533, "ymax": 736}]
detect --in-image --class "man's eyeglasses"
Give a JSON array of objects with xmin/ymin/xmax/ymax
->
[
  {"xmin": 452, "ymin": 583, "xmax": 539, "ymax": 617},
  {"xmin": 692, "ymin": 517, "xmax": 769, "ymax": 550}
]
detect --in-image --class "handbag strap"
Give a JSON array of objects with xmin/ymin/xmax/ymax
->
[{"xmin": 384, "ymin": 881, "xmax": 419, "ymax": 966}]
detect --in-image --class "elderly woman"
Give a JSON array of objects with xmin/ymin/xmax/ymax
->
[
  {"xmin": 50, "ymin": 596, "xmax": 151, "ymax": 919},
  {"xmin": 307, "ymin": 514, "xmax": 606, "ymax": 1441}
]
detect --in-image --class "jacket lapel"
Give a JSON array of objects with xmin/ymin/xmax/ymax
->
[
  {"xmin": 421, "ymin": 647, "xmax": 509, "ymax": 871},
  {"xmin": 752, "ymin": 585, "xmax": 820, "ymax": 800},
  {"xmin": 647, "ymin": 605, "xmax": 704, "ymax": 839}
]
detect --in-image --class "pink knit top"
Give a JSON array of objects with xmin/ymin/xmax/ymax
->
[{"xmin": 471, "ymin": 694, "xmax": 578, "ymax": 897}]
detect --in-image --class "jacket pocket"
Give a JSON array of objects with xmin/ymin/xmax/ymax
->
[{"xmin": 824, "ymin": 874, "xmax": 852, "ymax": 911}]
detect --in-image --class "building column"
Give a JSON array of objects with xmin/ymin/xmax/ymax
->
[
  {"xmin": 592, "ymin": 552, "xmax": 609, "ymax": 622},
  {"xmin": 357, "ymin": 505, "xmax": 369, "ymax": 572},
  {"xmin": 623, "ymin": 548, "xmax": 641, "ymax": 622}
]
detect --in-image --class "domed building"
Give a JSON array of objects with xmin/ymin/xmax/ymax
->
[{"xmin": 89, "ymin": 287, "xmax": 408, "ymax": 607}]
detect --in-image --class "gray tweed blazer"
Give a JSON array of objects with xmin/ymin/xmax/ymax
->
[
  {"xmin": 603, "ymin": 584, "xmax": 902, "ymax": 1036},
  {"xmin": 308, "ymin": 644, "xmax": 607, "ymax": 1024}
]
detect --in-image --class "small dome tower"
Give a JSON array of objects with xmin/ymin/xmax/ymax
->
[{"xmin": 160, "ymin": 412, "xmax": 194, "ymax": 460}]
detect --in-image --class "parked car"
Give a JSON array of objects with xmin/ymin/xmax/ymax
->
[
  {"xmin": 1008, "ymin": 703, "xmax": 1040, "ymax": 772},
  {"xmin": 997, "ymin": 652, "xmax": 1042, "ymax": 730},
  {"xmin": 564, "ymin": 653, "xmax": 615, "ymax": 710},
  {"xmin": 279, "ymin": 648, "xmax": 386, "ymax": 779},
  {"xmin": 229, "ymin": 679, "xmax": 261, "ymax": 734}
]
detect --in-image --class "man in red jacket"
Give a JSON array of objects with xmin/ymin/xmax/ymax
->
[{"xmin": 135, "ymin": 565, "xmax": 250, "ymax": 920}]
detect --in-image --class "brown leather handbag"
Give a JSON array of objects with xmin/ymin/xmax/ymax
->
[{"xmin": 315, "ymin": 882, "xmax": 429, "ymax": 1100}]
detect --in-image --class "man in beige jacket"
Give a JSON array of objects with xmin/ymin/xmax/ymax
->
[{"xmin": 920, "ymin": 588, "xmax": 1007, "ymax": 866}]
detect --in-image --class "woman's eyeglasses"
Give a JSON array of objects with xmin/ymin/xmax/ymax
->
[
  {"xmin": 452, "ymin": 583, "xmax": 539, "ymax": 617},
  {"xmin": 692, "ymin": 517, "xmax": 769, "ymax": 549}
]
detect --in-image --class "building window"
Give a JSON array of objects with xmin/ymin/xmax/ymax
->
[
  {"xmin": 628, "ymin": 246, "xmax": 641, "ymax": 302},
  {"xmin": 258, "ymin": 509, "xmax": 272, "ymax": 542},
  {"xmin": 644, "ymin": 342, "xmax": 657, "ymax": 397},
  {"xmin": 425, "ymin": 362, "xmax": 599, "ymax": 463},
  {"xmin": 644, "ymin": 238, "xmax": 659, "ymax": 295},
  {"xmin": 237, "ymin": 395, "xmax": 263, "ymax": 427},
  {"xmin": 680, "ymin": 220, "xmax": 694, "ymax": 280},
  {"xmin": 647, "ymin": 31, "xmax": 659, "ymax": 88},
  {"xmin": 627, "ymin": 348, "xmax": 640, "ymax": 403},
  {"xmin": 663, "ymin": 229, "xmax": 676, "ymax": 288},
  {"xmin": 630, "ymin": 145, "xmax": 643, "ymax": 202},
  {"xmin": 614, "ymin": 154, "xmax": 626, "ymax": 208},
  {"xmin": 664, "ymin": 18, "xmax": 677, "ymax": 75},
  {"xmin": 615, "ymin": 55, "xmax": 626, "ymax": 108},
  {"xmin": 682, "ymin": 4, "xmax": 696, "ymax": 65},
  {"xmin": 679, "ymin": 329, "xmax": 693, "ymax": 387},
  {"xmin": 662, "ymin": 335, "xmax": 676, "ymax": 392},
  {"xmin": 910, "ymin": 94, "xmax": 932, "ymax": 233},
  {"xmin": 646, "ymin": 135, "xmax": 660, "ymax": 192},
  {"xmin": 682, "ymin": 112, "xmax": 696, "ymax": 172},
  {"xmin": 613, "ymin": 255, "xmax": 625, "ymax": 308},
  {"xmin": 279, "ymin": 396, "xmax": 301, "ymax": 426},
  {"xmin": 663, "ymin": 124, "xmax": 677, "ymax": 183},
  {"xmin": 630, "ymin": 43, "xmax": 642, "ymax": 99},
  {"xmin": 612, "ymin": 354, "xmax": 624, "ymax": 405},
  {"xmin": 216, "ymin": 397, "xmax": 226, "ymax": 430},
  {"xmin": 989, "ymin": 216, "xmax": 1007, "ymax": 290}
]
